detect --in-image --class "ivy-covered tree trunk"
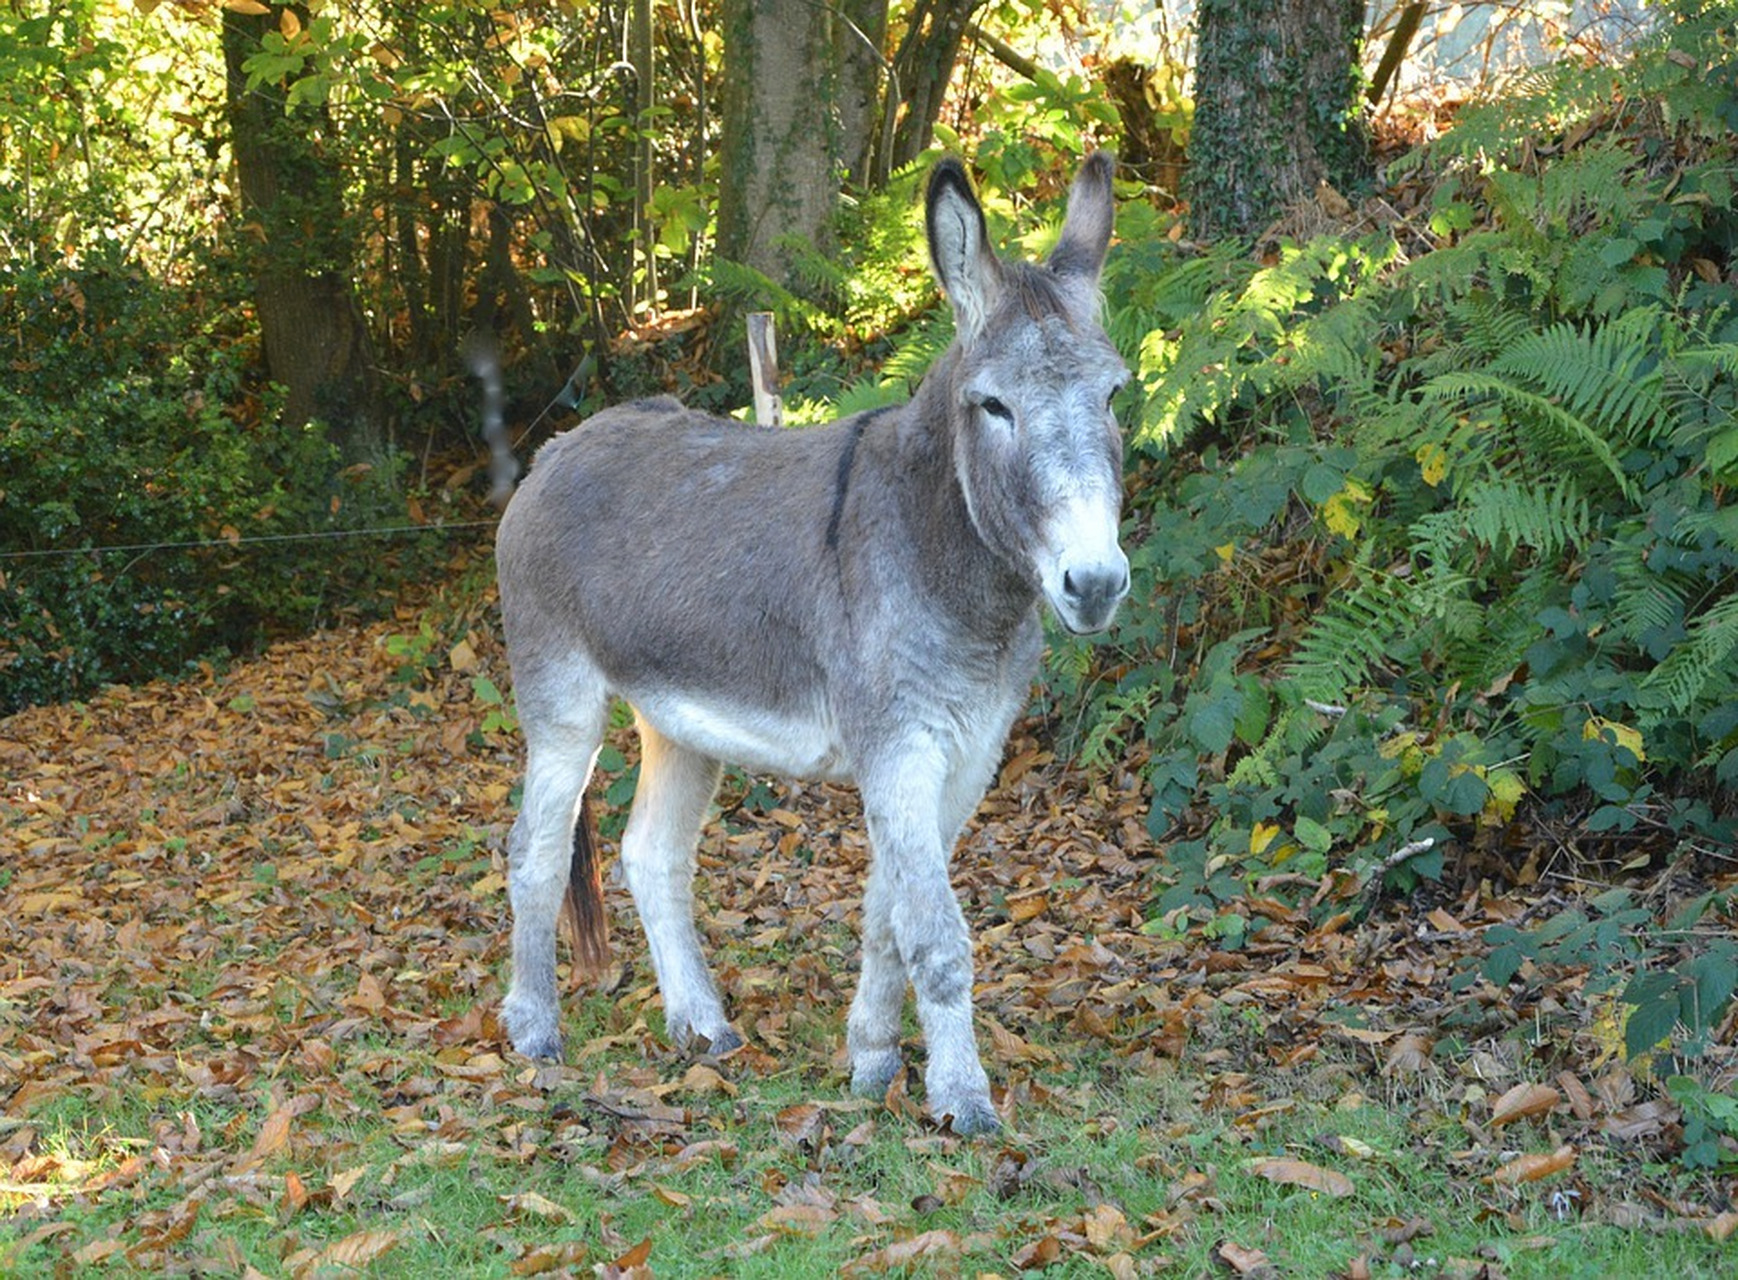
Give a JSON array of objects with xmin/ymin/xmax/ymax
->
[
  {"xmin": 717, "ymin": 0, "xmax": 841, "ymax": 290},
  {"xmin": 1187, "ymin": 0, "xmax": 1369, "ymax": 239},
  {"xmin": 221, "ymin": 6, "xmax": 381, "ymax": 459}
]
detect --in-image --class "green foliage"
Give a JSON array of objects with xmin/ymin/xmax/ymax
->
[
  {"xmin": 0, "ymin": 246, "xmax": 437, "ymax": 712},
  {"xmin": 1050, "ymin": 5, "xmax": 1738, "ymax": 1126}
]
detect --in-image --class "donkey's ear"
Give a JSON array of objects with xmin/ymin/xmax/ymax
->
[
  {"xmin": 926, "ymin": 158, "xmax": 999, "ymax": 342},
  {"xmin": 1048, "ymin": 150, "xmax": 1116, "ymax": 283}
]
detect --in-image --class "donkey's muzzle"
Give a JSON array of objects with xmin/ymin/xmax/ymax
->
[{"xmin": 1059, "ymin": 561, "xmax": 1130, "ymax": 634}]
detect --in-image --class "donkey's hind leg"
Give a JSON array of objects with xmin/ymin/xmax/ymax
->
[
  {"xmin": 502, "ymin": 682, "xmax": 609, "ymax": 1061},
  {"xmin": 620, "ymin": 718, "xmax": 739, "ymax": 1053}
]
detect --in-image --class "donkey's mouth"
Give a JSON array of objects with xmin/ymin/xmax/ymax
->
[{"xmin": 1046, "ymin": 565, "xmax": 1130, "ymax": 635}]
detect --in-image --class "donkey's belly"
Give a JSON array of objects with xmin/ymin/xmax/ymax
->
[{"xmin": 630, "ymin": 688, "xmax": 852, "ymax": 782}]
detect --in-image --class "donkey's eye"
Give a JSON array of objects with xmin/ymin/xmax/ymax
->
[{"xmin": 978, "ymin": 396, "xmax": 1013, "ymax": 422}]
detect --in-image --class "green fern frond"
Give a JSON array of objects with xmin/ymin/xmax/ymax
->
[
  {"xmin": 1287, "ymin": 577, "xmax": 1419, "ymax": 701},
  {"xmin": 1422, "ymin": 371, "xmax": 1632, "ymax": 494},
  {"xmin": 1457, "ymin": 476, "xmax": 1591, "ymax": 559},
  {"xmin": 1640, "ymin": 592, "xmax": 1738, "ymax": 715},
  {"xmin": 1078, "ymin": 680, "xmax": 1170, "ymax": 774},
  {"xmin": 1492, "ymin": 310, "xmax": 1665, "ymax": 442},
  {"xmin": 830, "ymin": 377, "xmax": 910, "ymax": 419},
  {"xmin": 1611, "ymin": 577, "xmax": 1689, "ymax": 644}
]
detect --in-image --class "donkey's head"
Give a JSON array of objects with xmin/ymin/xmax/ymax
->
[{"xmin": 926, "ymin": 153, "xmax": 1129, "ymax": 635}]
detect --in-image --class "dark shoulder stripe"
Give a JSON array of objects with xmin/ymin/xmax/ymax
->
[{"xmin": 825, "ymin": 409, "xmax": 891, "ymax": 551}]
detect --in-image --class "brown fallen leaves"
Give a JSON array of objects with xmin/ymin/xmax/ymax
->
[{"xmin": 3, "ymin": 576, "xmax": 1736, "ymax": 1272}]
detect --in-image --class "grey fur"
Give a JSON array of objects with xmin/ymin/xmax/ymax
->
[{"xmin": 495, "ymin": 153, "xmax": 1127, "ymax": 1135}]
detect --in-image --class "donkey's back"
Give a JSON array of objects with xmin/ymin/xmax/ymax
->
[{"xmin": 497, "ymin": 394, "xmax": 886, "ymax": 779}]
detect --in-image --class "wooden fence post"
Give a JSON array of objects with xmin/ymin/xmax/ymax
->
[{"xmin": 746, "ymin": 312, "xmax": 784, "ymax": 428}]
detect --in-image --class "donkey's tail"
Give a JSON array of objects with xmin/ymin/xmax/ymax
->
[{"xmin": 561, "ymin": 791, "xmax": 612, "ymax": 983}]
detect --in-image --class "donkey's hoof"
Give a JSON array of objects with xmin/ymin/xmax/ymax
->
[
  {"xmin": 502, "ymin": 1004, "xmax": 564, "ymax": 1062},
  {"xmin": 938, "ymin": 1098, "xmax": 1001, "ymax": 1137},
  {"xmin": 850, "ymin": 1051, "xmax": 902, "ymax": 1099},
  {"xmin": 508, "ymin": 1032, "xmax": 564, "ymax": 1062},
  {"xmin": 696, "ymin": 1027, "xmax": 744, "ymax": 1056}
]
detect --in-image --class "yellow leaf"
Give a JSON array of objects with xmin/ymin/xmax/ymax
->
[
  {"xmin": 1583, "ymin": 716, "xmax": 1646, "ymax": 761},
  {"xmin": 1485, "ymin": 768, "xmax": 1526, "ymax": 823},
  {"xmin": 1416, "ymin": 441, "xmax": 1448, "ymax": 487},
  {"xmin": 1250, "ymin": 822, "xmax": 1282, "ymax": 856},
  {"xmin": 1215, "ymin": 542, "xmax": 1236, "ymax": 563},
  {"xmin": 1322, "ymin": 491, "xmax": 1363, "ymax": 539},
  {"xmin": 330, "ymin": 1166, "xmax": 368, "ymax": 1203}
]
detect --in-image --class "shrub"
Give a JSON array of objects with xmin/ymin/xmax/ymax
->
[{"xmin": 0, "ymin": 244, "xmax": 427, "ymax": 711}]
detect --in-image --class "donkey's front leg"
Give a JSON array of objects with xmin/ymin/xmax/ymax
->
[
  {"xmin": 859, "ymin": 750, "xmax": 997, "ymax": 1135},
  {"xmin": 846, "ymin": 866, "xmax": 907, "ymax": 1098}
]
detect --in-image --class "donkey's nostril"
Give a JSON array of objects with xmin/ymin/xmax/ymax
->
[{"xmin": 1063, "ymin": 568, "xmax": 1081, "ymax": 599}]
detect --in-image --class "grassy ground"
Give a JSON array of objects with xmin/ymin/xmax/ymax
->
[{"xmin": 3, "ymin": 592, "xmax": 1734, "ymax": 1276}]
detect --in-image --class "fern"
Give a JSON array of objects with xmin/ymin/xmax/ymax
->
[
  {"xmin": 1287, "ymin": 574, "xmax": 1420, "ymax": 701},
  {"xmin": 1078, "ymin": 680, "xmax": 1171, "ymax": 774},
  {"xmin": 1491, "ymin": 310, "xmax": 1665, "ymax": 443},
  {"xmin": 1458, "ymin": 476, "xmax": 1591, "ymax": 559},
  {"xmin": 1640, "ymin": 593, "xmax": 1738, "ymax": 716},
  {"xmin": 1420, "ymin": 371, "xmax": 1633, "ymax": 494}
]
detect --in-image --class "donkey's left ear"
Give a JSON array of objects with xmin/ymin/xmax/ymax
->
[
  {"xmin": 1048, "ymin": 150, "xmax": 1116, "ymax": 283},
  {"xmin": 927, "ymin": 158, "xmax": 1000, "ymax": 342}
]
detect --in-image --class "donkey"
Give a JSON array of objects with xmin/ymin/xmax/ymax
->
[{"xmin": 495, "ymin": 153, "xmax": 1128, "ymax": 1135}]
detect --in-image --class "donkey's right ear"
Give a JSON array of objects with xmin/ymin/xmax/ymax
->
[{"xmin": 926, "ymin": 158, "xmax": 999, "ymax": 343}]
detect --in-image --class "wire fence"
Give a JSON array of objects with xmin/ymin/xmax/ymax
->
[{"xmin": 0, "ymin": 519, "xmax": 501, "ymax": 563}]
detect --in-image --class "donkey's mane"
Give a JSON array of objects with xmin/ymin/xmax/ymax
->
[{"xmin": 1002, "ymin": 259, "xmax": 1083, "ymax": 328}]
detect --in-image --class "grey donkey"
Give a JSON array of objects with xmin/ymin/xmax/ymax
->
[{"xmin": 494, "ymin": 152, "xmax": 1129, "ymax": 1135}]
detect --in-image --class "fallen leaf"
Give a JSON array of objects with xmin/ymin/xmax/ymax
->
[
  {"xmin": 309, "ymin": 1229, "xmax": 401, "ymax": 1270},
  {"xmin": 1010, "ymin": 1233, "xmax": 1061, "ymax": 1269},
  {"xmin": 1491, "ymin": 1083, "xmax": 1559, "ymax": 1128},
  {"xmin": 1490, "ymin": 1144, "xmax": 1575, "ymax": 1186},
  {"xmin": 500, "ymin": 1190, "xmax": 578, "ymax": 1222},
  {"xmin": 1382, "ymin": 1033, "xmax": 1433, "ymax": 1076},
  {"xmin": 511, "ymin": 1241, "xmax": 591, "ymax": 1275},
  {"xmin": 758, "ymin": 1202, "xmax": 838, "ymax": 1236},
  {"xmin": 842, "ymin": 1228, "xmax": 965, "ymax": 1276},
  {"xmin": 1212, "ymin": 1238, "xmax": 1279, "ymax": 1277},
  {"xmin": 1248, "ymin": 1157, "xmax": 1354, "ymax": 1198}
]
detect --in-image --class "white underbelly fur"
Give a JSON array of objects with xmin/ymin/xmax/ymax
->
[{"xmin": 631, "ymin": 690, "xmax": 852, "ymax": 782}]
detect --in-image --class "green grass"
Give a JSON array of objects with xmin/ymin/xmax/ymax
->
[{"xmin": 5, "ymin": 998, "xmax": 1734, "ymax": 1277}]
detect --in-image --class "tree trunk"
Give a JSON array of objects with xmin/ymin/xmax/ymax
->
[
  {"xmin": 836, "ymin": 0, "xmax": 888, "ymax": 189},
  {"xmin": 221, "ymin": 6, "xmax": 381, "ymax": 459},
  {"xmin": 630, "ymin": 0, "xmax": 657, "ymax": 310},
  {"xmin": 1187, "ymin": 0, "xmax": 1369, "ymax": 240},
  {"xmin": 883, "ymin": 0, "xmax": 983, "ymax": 177},
  {"xmin": 718, "ymin": 0, "xmax": 842, "ymax": 290}
]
